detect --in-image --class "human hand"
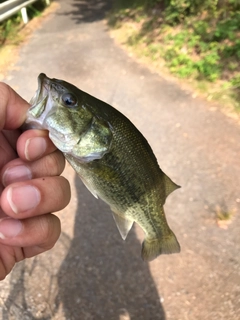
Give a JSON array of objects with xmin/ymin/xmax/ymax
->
[{"xmin": 0, "ymin": 82, "xmax": 71, "ymax": 280}]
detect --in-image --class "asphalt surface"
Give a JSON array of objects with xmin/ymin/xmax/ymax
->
[{"xmin": 1, "ymin": 0, "xmax": 240, "ymax": 319}]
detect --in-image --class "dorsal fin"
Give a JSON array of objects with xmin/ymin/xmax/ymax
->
[
  {"xmin": 112, "ymin": 211, "xmax": 134, "ymax": 240},
  {"xmin": 163, "ymin": 173, "xmax": 180, "ymax": 198}
]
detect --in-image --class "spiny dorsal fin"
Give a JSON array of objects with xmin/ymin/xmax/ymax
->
[
  {"xmin": 112, "ymin": 211, "xmax": 134, "ymax": 240},
  {"xmin": 163, "ymin": 173, "xmax": 180, "ymax": 198}
]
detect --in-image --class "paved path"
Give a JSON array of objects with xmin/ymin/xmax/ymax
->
[{"xmin": 1, "ymin": 1, "xmax": 240, "ymax": 319}]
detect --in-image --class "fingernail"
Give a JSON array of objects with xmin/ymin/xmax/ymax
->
[
  {"xmin": 25, "ymin": 137, "xmax": 47, "ymax": 160},
  {"xmin": 0, "ymin": 218, "xmax": 22, "ymax": 239},
  {"xmin": 7, "ymin": 185, "xmax": 41, "ymax": 214},
  {"xmin": 2, "ymin": 165, "xmax": 32, "ymax": 187}
]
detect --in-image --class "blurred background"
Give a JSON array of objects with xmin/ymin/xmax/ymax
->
[{"xmin": 0, "ymin": 1, "xmax": 240, "ymax": 319}]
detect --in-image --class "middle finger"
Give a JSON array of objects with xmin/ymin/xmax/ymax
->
[
  {"xmin": 1, "ymin": 149, "xmax": 65, "ymax": 187},
  {"xmin": 0, "ymin": 176, "xmax": 71, "ymax": 218}
]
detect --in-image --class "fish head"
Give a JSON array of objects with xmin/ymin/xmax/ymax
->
[{"xmin": 26, "ymin": 73, "xmax": 112, "ymax": 161}]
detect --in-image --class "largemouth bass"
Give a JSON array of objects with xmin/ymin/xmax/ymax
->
[{"xmin": 26, "ymin": 73, "xmax": 180, "ymax": 261}]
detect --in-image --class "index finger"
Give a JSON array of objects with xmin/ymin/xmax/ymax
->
[{"xmin": 0, "ymin": 83, "xmax": 30, "ymax": 130}]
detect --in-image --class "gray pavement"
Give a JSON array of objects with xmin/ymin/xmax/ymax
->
[{"xmin": 1, "ymin": 0, "xmax": 240, "ymax": 319}]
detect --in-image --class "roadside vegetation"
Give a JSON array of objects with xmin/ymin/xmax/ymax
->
[
  {"xmin": 108, "ymin": 0, "xmax": 240, "ymax": 112},
  {"xmin": 0, "ymin": 0, "xmax": 48, "ymax": 47},
  {"xmin": 0, "ymin": 0, "xmax": 52, "ymax": 79}
]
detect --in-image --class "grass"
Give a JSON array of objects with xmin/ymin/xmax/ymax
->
[
  {"xmin": 215, "ymin": 205, "xmax": 235, "ymax": 229},
  {"xmin": 107, "ymin": 1, "xmax": 240, "ymax": 114},
  {"xmin": 0, "ymin": 14, "xmax": 23, "ymax": 47}
]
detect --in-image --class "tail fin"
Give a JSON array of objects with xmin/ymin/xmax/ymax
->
[{"xmin": 141, "ymin": 231, "xmax": 180, "ymax": 261}]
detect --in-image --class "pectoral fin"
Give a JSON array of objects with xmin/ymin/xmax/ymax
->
[
  {"xmin": 80, "ymin": 177, "xmax": 98, "ymax": 199},
  {"xmin": 64, "ymin": 154, "xmax": 99, "ymax": 198},
  {"xmin": 112, "ymin": 211, "xmax": 134, "ymax": 240}
]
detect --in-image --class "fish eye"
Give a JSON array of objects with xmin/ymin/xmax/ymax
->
[{"xmin": 62, "ymin": 92, "xmax": 78, "ymax": 108}]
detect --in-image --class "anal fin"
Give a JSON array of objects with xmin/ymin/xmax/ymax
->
[{"xmin": 112, "ymin": 211, "xmax": 134, "ymax": 240}]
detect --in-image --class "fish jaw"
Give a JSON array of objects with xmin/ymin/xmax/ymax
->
[
  {"xmin": 25, "ymin": 74, "xmax": 89, "ymax": 154},
  {"xmin": 26, "ymin": 75, "xmax": 73, "ymax": 152},
  {"xmin": 26, "ymin": 73, "xmax": 52, "ymax": 129},
  {"xmin": 26, "ymin": 73, "xmax": 64, "ymax": 136}
]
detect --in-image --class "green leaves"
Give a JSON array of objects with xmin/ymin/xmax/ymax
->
[{"xmin": 108, "ymin": 0, "xmax": 240, "ymax": 109}]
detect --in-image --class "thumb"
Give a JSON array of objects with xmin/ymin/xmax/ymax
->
[{"xmin": 0, "ymin": 82, "xmax": 30, "ymax": 130}]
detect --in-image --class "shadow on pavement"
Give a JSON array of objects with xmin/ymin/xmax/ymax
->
[
  {"xmin": 2, "ymin": 177, "xmax": 165, "ymax": 320},
  {"xmin": 56, "ymin": 176, "xmax": 165, "ymax": 320},
  {"xmin": 58, "ymin": 0, "xmax": 113, "ymax": 23}
]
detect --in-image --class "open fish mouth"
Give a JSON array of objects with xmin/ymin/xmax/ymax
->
[
  {"xmin": 25, "ymin": 74, "xmax": 52, "ymax": 129},
  {"xmin": 29, "ymin": 73, "xmax": 49, "ymax": 113},
  {"xmin": 25, "ymin": 74, "xmax": 80, "ymax": 150}
]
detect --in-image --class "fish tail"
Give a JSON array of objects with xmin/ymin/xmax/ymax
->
[{"xmin": 141, "ymin": 231, "xmax": 180, "ymax": 261}]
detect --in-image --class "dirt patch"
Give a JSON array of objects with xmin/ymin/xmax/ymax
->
[{"xmin": 0, "ymin": 1, "xmax": 60, "ymax": 81}]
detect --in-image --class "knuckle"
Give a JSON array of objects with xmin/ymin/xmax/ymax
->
[
  {"xmin": 39, "ymin": 150, "xmax": 65, "ymax": 176},
  {"xmin": 0, "ymin": 83, "xmax": 10, "ymax": 99},
  {"xmin": 45, "ymin": 176, "xmax": 71, "ymax": 211},
  {"xmin": 59, "ymin": 177, "xmax": 71, "ymax": 206},
  {"xmin": 38, "ymin": 214, "xmax": 60, "ymax": 250}
]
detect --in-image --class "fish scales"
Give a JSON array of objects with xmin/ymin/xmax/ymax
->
[
  {"xmin": 66, "ymin": 110, "xmax": 166, "ymax": 234},
  {"xmin": 25, "ymin": 73, "xmax": 181, "ymax": 261}
]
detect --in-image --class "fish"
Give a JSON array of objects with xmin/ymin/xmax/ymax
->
[{"xmin": 25, "ymin": 73, "xmax": 180, "ymax": 261}]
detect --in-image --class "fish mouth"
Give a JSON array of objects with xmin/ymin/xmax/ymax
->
[
  {"xmin": 29, "ymin": 73, "xmax": 49, "ymax": 112},
  {"xmin": 26, "ymin": 74, "xmax": 77, "ymax": 149},
  {"xmin": 25, "ymin": 73, "xmax": 52, "ymax": 129}
]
